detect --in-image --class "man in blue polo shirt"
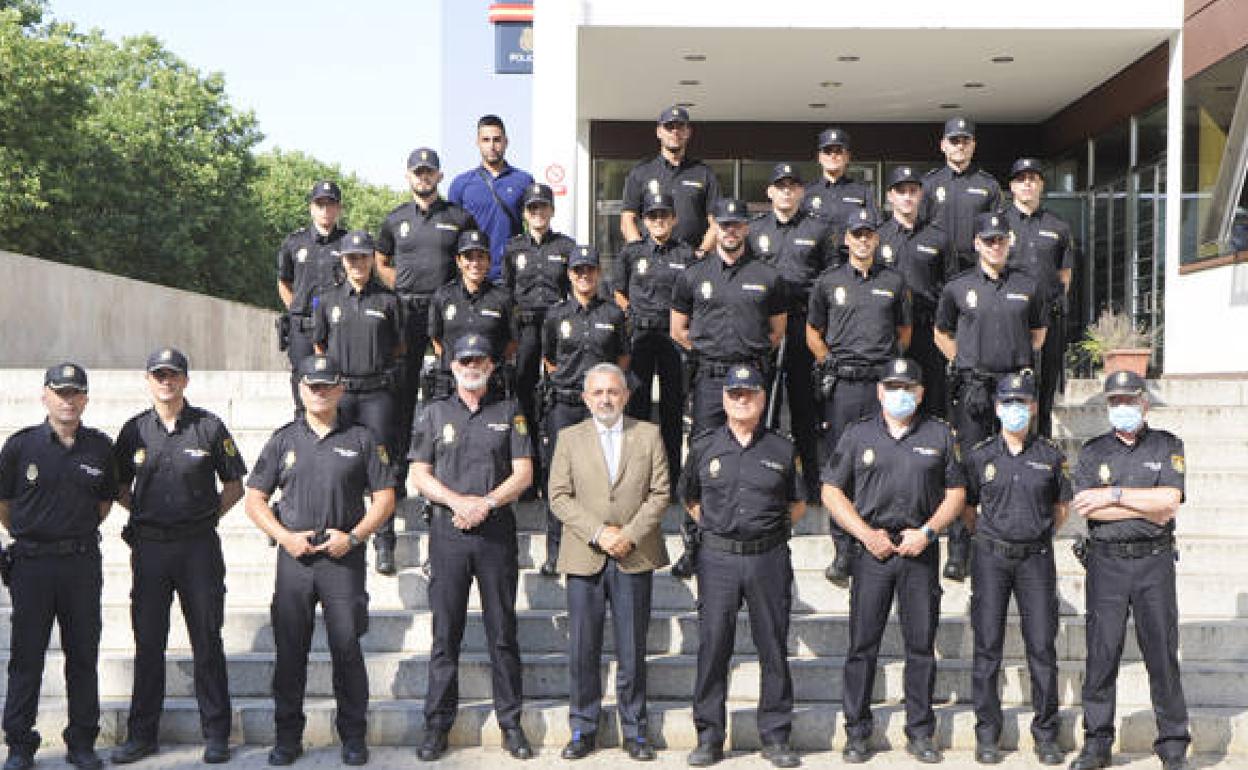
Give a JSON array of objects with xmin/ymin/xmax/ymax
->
[{"xmin": 448, "ymin": 114, "xmax": 534, "ymax": 282}]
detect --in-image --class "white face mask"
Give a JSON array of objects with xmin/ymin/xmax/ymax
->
[
  {"xmin": 1109, "ymin": 403, "xmax": 1144, "ymax": 433},
  {"xmin": 883, "ymin": 388, "xmax": 917, "ymax": 419}
]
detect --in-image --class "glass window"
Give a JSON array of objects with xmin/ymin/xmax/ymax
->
[
  {"xmin": 1137, "ymin": 100, "xmax": 1167, "ymax": 164},
  {"xmin": 1093, "ymin": 120, "xmax": 1130, "ymax": 188}
]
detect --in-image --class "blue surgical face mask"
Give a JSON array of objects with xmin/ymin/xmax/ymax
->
[
  {"xmin": 1108, "ymin": 403, "xmax": 1144, "ymax": 433},
  {"xmin": 997, "ymin": 402, "xmax": 1032, "ymax": 433},
  {"xmin": 883, "ymin": 388, "xmax": 918, "ymax": 419}
]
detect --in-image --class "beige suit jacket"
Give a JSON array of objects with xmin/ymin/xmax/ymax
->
[{"xmin": 547, "ymin": 416, "xmax": 670, "ymax": 575}]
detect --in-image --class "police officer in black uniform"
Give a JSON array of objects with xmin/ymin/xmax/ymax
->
[
  {"xmin": 935, "ymin": 212, "xmax": 1047, "ymax": 580},
  {"xmin": 1002, "ymin": 158, "xmax": 1076, "ymax": 438},
  {"xmin": 621, "ymin": 106, "xmax": 722, "ymax": 254},
  {"xmin": 803, "ymin": 127, "xmax": 879, "ymax": 235},
  {"xmin": 669, "ymin": 197, "xmax": 787, "ymax": 578},
  {"xmin": 277, "ymin": 180, "xmax": 348, "ymax": 414},
  {"xmin": 750, "ymin": 162, "xmax": 837, "ymax": 501},
  {"xmin": 539, "ymin": 245, "xmax": 630, "ymax": 575},
  {"xmin": 0, "ymin": 364, "xmax": 117, "ymax": 770},
  {"xmin": 244, "ymin": 355, "xmax": 396, "ymax": 767},
  {"xmin": 613, "ymin": 192, "xmax": 694, "ymax": 494},
  {"xmin": 313, "ymin": 230, "xmax": 405, "ymax": 575},
  {"xmin": 503, "ymin": 182, "xmax": 575, "ymax": 462},
  {"xmin": 807, "ymin": 208, "xmax": 912, "ymax": 583},
  {"xmin": 822, "ymin": 358, "xmax": 967, "ymax": 765},
  {"xmin": 878, "ymin": 166, "xmax": 952, "ymax": 417},
  {"xmin": 408, "ymin": 334, "xmax": 535, "ymax": 762},
  {"xmin": 962, "ymin": 372, "xmax": 1068, "ymax": 766},
  {"xmin": 921, "ymin": 118, "xmax": 1003, "ymax": 276},
  {"xmin": 1068, "ymin": 371, "xmax": 1190, "ymax": 770},
  {"xmin": 428, "ymin": 230, "xmax": 515, "ymax": 392},
  {"xmin": 682, "ymin": 365, "xmax": 804, "ymax": 769},
  {"xmin": 110, "ymin": 348, "xmax": 247, "ymax": 765}
]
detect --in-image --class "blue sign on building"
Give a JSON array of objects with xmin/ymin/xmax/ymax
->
[{"xmin": 495, "ymin": 21, "xmax": 533, "ymax": 74}]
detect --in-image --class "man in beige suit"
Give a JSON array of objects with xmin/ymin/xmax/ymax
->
[{"xmin": 548, "ymin": 363, "xmax": 670, "ymax": 762}]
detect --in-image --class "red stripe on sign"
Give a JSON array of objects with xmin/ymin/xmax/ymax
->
[{"xmin": 488, "ymin": 3, "xmax": 534, "ymax": 23}]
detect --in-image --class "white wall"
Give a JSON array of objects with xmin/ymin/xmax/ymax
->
[{"xmin": 1163, "ymin": 265, "xmax": 1248, "ymax": 374}]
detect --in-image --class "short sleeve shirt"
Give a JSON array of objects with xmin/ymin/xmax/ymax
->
[
  {"xmin": 964, "ymin": 435, "xmax": 1071, "ymax": 542},
  {"xmin": 428, "ymin": 279, "xmax": 514, "ymax": 368},
  {"xmin": 312, "ymin": 279, "xmax": 404, "ymax": 377},
  {"xmin": 681, "ymin": 424, "xmax": 800, "ymax": 540},
  {"xmin": 1003, "ymin": 205, "xmax": 1076, "ymax": 304},
  {"xmin": 920, "ymin": 165, "xmax": 1003, "ymax": 272},
  {"xmin": 748, "ymin": 209, "xmax": 838, "ymax": 309},
  {"xmin": 408, "ymin": 393, "xmax": 532, "ymax": 499},
  {"xmin": 502, "ymin": 230, "xmax": 576, "ymax": 311},
  {"xmin": 936, "ymin": 265, "xmax": 1046, "ymax": 372},
  {"xmin": 1073, "ymin": 426, "xmax": 1186, "ymax": 542},
  {"xmin": 612, "ymin": 237, "xmax": 697, "ymax": 321},
  {"xmin": 670, "ymin": 251, "xmax": 787, "ymax": 361},
  {"xmin": 376, "ymin": 198, "xmax": 477, "ymax": 295},
  {"xmin": 542, "ymin": 296, "xmax": 629, "ymax": 391},
  {"xmin": 277, "ymin": 224, "xmax": 348, "ymax": 314},
  {"xmin": 620, "ymin": 155, "xmax": 722, "ymax": 248},
  {"xmin": 807, "ymin": 261, "xmax": 912, "ymax": 365},
  {"xmin": 876, "ymin": 219, "xmax": 950, "ymax": 311},
  {"xmin": 0, "ymin": 421, "xmax": 117, "ymax": 541}
]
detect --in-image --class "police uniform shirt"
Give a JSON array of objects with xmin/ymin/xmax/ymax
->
[
  {"xmin": 670, "ymin": 250, "xmax": 787, "ymax": 361},
  {"xmin": 408, "ymin": 392, "xmax": 532, "ymax": 498},
  {"xmin": 824, "ymin": 413, "xmax": 966, "ymax": 531},
  {"xmin": 277, "ymin": 224, "xmax": 348, "ymax": 314},
  {"xmin": 877, "ymin": 219, "xmax": 950, "ymax": 312},
  {"xmin": 920, "ymin": 165, "xmax": 1003, "ymax": 262},
  {"xmin": 542, "ymin": 296, "xmax": 629, "ymax": 391},
  {"xmin": 1003, "ymin": 206, "xmax": 1075, "ymax": 304},
  {"xmin": 428, "ymin": 279, "xmax": 514, "ymax": 364},
  {"xmin": 1073, "ymin": 425, "xmax": 1186, "ymax": 543},
  {"xmin": 807, "ymin": 261, "xmax": 912, "ymax": 365},
  {"xmin": 935, "ymin": 266, "xmax": 1046, "ymax": 372},
  {"xmin": 749, "ymin": 209, "xmax": 838, "ymax": 309},
  {"xmin": 502, "ymin": 230, "xmax": 576, "ymax": 311},
  {"xmin": 0, "ymin": 421, "xmax": 118, "ymax": 541},
  {"xmin": 802, "ymin": 176, "xmax": 878, "ymax": 229},
  {"xmin": 621, "ymin": 156, "xmax": 722, "ymax": 248},
  {"xmin": 114, "ymin": 405, "xmax": 248, "ymax": 528},
  {"xmin": 312, "ymin": 278, "xmax": 404, "ymax": 377},
  {"xmin": 376, "ymin": 199, "xmax": 477, "ymax": 296},
  {"xmin": 681, "ymin": 424, "xmax": 800, "ymax": 540},
  {"xmin": 247, "ymin": 417, "xmax": 394, "ymax": 533},
  {"xmin": 964, "ymin": 435, "xmax": 1071, "ymax": 543},
  {"xmin": 612, "ymin": 236, "xmax": 697, "ymax": 320}
]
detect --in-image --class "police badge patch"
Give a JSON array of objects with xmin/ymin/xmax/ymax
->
[
  {"xmin": 708, "ymin": 457, "xmax": 721, "ymax": 478},
  {"xmin": 442, "ymin": 424, "xmax": 456, "ymax": 444},
  {"xmin": 296, "ymin": 247, "xmax": 308, "ymax": 263},
  {"xmin": 399, "ymin": 221, "xmax": 410, "ymax": 238},
  {"xmin": 1098, "ymin": 463, "xmax": 1112, "ymax": 484},
  {"xmin": 700, "ymin": 281, "xmax": 713, "ymax": 299},
  {"xmin": 560, "ymin": 320, "xmax": 572, "ymax": 338},
  {"xmin": 862, "ymin": 448, "xmax": 875, "ymax": 466},
  {"xmin": 834, "ymin": 286, "xmax": 847, "ymax": 305},
  {"xmin": 25, "ymin": 463, "xmax": 37, "ymax": 482},
  {"xmin": 330, "ymin": 306, "xmax": 342, "ymax": 323},
  {"xmin": 984, "ymin": 463, "xmax": 996, "ymax": 482},
  {"xmin": 966, "ymin": 289, "xmax": 978, "ymax": 309},
  {"xmin": 445, "ymin": 305, "xmax": 457, "ymax": 321},
  {"xmin": 284, "ymin": 450, "xmax": 297, "ymax": 469},
  {"xmin": 134, "ymin": 448, "xmax": 146, "ymax": 465},
  {"xmin": 637, "ymin": 258, "xmax": 648, "ymax": 275}
]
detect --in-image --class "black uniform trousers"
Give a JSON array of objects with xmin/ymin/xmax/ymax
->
[
  {"xmin": 772, "ymin": 314, "xmax": 820, "ymax": 494},
  {"xmin": 542, "ymin": 400, "xmax": 591, "ymax": 565},
  {"xmin": 843, "ymin": 544, "xmax": 941, "ymax": 742},
  {"xmin": 567, "ymin": 561, "xmax": 654, "ymax": 740},
  {"xmin": 339, "ymin": 387, "xmax": 400, "ymax": 550},
  {"xmin": 908, "ymin": 311, "xmax": 947, "ymax": 419},
  {"xmin": 2, "ymin": 549, "xmax": 102, "ymax": 753},
  {"xmin": 625, "ymin": 328, "xmax": 684, "ymax": 494},
  {"xmin": 1081, "ymin": 545, "xmax": 1189, "ymax": 761},
  {"xmin": 694, "ymin": 543, "xmax": 794, "ymax": 746},
  {"xmin": 970, "ymin": 538, "xmax": 1059, "ymax": 746},
  {"xmin": 396, "ymin": 297, "xmax": 432, "ymax": 493},
  {"xmin": 947, "ymin": 377, "xmax": 1001, "ymax": 561},
  {"xmin": 286, "ymin": 315, "xmax": 316, "ymax": 415},
  {"xmin": 271, "ymin": 548, "xmax": 369, "ymax": 746},
  {"xmin": 820, "ymin": 378, "xmax": 877, "ymax": 550},
  {"xmin": 515, "ymin": 315, "xmax": 546, "ymax": 441},
  {"xmin": 126, "ymin": 530, "xmax": 230, "ymax": 743},
  {"xmin": 425, "ymin": 509, "xmax": 524, "ymax": 732},
  {"xmin": 1036, "ymin": 308, "xmax": 1064, "ymax": 438}
]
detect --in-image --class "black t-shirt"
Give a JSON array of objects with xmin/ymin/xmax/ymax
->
[
  {"xmin": 748, "ymin": 209, "xmax": 839, "ymax": 310},
  {"xmin": 807, "ymin": 260, "xmax": 912, "ymax": 366},
  {"xmin": 114, "ymin": 404, "xmax": 247, "ymax": 527},
  {"xmin": 428, "ymin": 279, "xmax": 514, "ymax": 368},
  {"xmin": 612, "ymin": 237, "xmax": 697, "ymax": 321},
  {"xmin": 542, "ymin": 296, "xmax": 629, "ymax": 391},
  {"xmin": 247, "ymin": 416, "xmax": 394, "ymax": 533},
  {"xmin": 1003, "ymin": 205, "xmax": 1076, "ymax": 304},
  {"xmin": 936, "ymin": 265, "xmax": 1046, "ymax": 372},
  {"xmin": 802, "ymin": 176, "xmax": 878, "ymax": 230},
  {"xmin": 376, "ymin": 199, "xmax": 477, "ymax": 295},
  {"xmin": 277, "ymin": 224, "xmax": 347, "ymax": 314},
  {"xmin": 964, "ymin": 434, "xmax": 1071, "ymax": 542},
  {"xmin": 502, "ymin": 230, "xmax": 575, "ymax": 312},
  {"xmin": 408, "ymin": 392, "xmax": 532, "ymax": 500},
  {"xmin": 1073, "ymin": 425, "xmax": 1186, "ymax": 542},
  {"xmin": 670, "ymin": 250, "xmax": 787, "ymax": 361},
  {"xmin": 621, "ymin": 155, "xmax": 722, "ymax": 247},
  {"xmin": 312, "ymin": 279, "xmax": 404, "ymax": 377},
  {"xmin": 0, "ymin": 421, "xmax": 118, "ymax": 541},
  {"xmin": 877, "ymin": 218, "xmax": 950, "ymax": 312},
  {"xmin": 681, "ymin": 424, "xmax": 801, "ymax": 540}
]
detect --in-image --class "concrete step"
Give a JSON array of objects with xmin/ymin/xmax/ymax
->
[
  {"xmin": 10, "ymin": 696, "xmax": 1248, "ymax": 753},
  {"xmin": 12, "ymin": 604, "xmax": 1247, "ymax": 663},
  {"xmin": 1061, "ymin": 378, "xmax": 1248, "ymax": 407},
  {"xmin": 1051, "ymin": 404, "xmax": 1248, "ymax": 439},
  {"xmin": 12, "ymin": 650, "xmax": 1248, "ymax": 708}
]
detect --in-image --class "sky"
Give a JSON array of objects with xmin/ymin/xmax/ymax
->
[{"xmin": 46, "ymin": 0, "xmax": 505, "ymax": 190}]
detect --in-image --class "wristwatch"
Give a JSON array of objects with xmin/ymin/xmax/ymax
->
[
  {"xmin": 484, "ymin": 496, "xmax": 499, "ymax": 511},
  {"xmin": 1109, "ymin": 486, "xmax": 1123, "ymax": 504},
  {"xmin": 347, "ymin": 532, "xmax": 364, "ymax": 549},
  {"xmin": 921, "ymin": 525, "xmax": 937, "ymax": 543}
]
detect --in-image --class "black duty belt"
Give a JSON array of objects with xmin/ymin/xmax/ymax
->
[
  {"xmin": 125, "ymin": 517, "xmax": 218, "ymax": 543},
  {"xmin": 830, "ymin": 362, "xmax": 880, "ymax": 381},
  {"xmin": 701, "ymin": 359, "xmax": 762, "ymax": 378},
  {"xmin": 290, "ymin": 313, "xmax": 315, "ymax": 332},
  {"xmin": 11, "ymin": 534, "xmax": 100, "ymax": 558},
  {"xmin": 515, "ymin": 308, "xmax": 546, "ymax": 326},
  {"xmin": 1089, "ymin": 534, "xmax": 1175, "ymax": 559},
  {"xmin": 632, "ymin": 315, "xmax": 669, "ymax": 331},
  {"xmin": 343, "ymin": 372, "xmax": 393, "ymax": 392},
  {"xmin": 975, "ymin": 533, "xmax": 1050, "ymax": 559},
  {"xmin": 701, "ymin": 528, "xmax": 789, "ymax": 556}
]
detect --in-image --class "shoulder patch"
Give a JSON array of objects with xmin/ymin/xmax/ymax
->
[{"xmin": 971, "ymin": 435, "xmax": 995, "ymax": 451}]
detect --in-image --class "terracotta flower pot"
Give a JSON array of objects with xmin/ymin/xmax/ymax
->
[{"xmin": 1103, "ymin": 348, "xmax": 1151, "ymax": 377}]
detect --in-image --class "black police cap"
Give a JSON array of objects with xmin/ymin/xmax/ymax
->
[
  {"xmin": 339, "ymin": 230, "xmax": 375, "ymax": 255},
  {"xmin": 568, "ymin": 245, "xmax": 600, "ymax": 269},
  {"xmin": 711, "ymin": 197, "xmax": 748, "ymax": 224},
  {"xmin": 996, "ymin": 371, "xmax": 1037, "ymax": 400},
  {"xmin": 658, "ymin": 105, "xmax": 691, "ymax": 124},
  {"xmin": 642, "ymin": 192, "xmax": 675, "ymax": 215},
  {"xmin": 522, "ymin": 183, "xmax": 554, "ymax": 207},
  {"xmin": 146, "ymin": 347, "xmax": 188, "ymax": 375},
  {"xmin": 768, "ymin": 162, "xmax": 803, "ymax": 185},
  {"xmin": 297, "ymin": 355, "xmax": 341, "ymax": 385},
  {"xmin": 407, "ymin": 148, "xmax": 441, "ymax": 171},
  {"xmin": 817, "ymin": 127, "xmax": 851, "ymax": 150},
  {"xmin": 943, "ymin": 116, "xmax": 975, "ymax": 139},
  {"xmin": 309, "ymin": 180, "xmax": 341, "ymax": 203},
  {"xmin": 1103, "ymin": 370, "xmax": 1147, "ymax": 397},
  {"xmin": 880, "ymin": 358, "xmax": 922, "ymax": 385},
  {"xmin": 457, "ymin": 230, "xmax": 489, "ymax": 254},
  {"xmin": 887, "ymin": 165, "xmax": 922, "ymax": 189},
  {"xmin": 846, "ymin": 207, "xmax": 880, "ymax": 233},
  {"xmin": 723, "ymin": 364, "xmax": 765, "ymax": 391},
  {"xmin": 975, "ymin": 212, "xmax": 1009, "ymax": 239},
  {"xmin": 44, "ymin": 362, "xmax": 88, "ymax": 391},
  {"xmin": 1009, "ymin": 157, "xmax": 1044, "ymax": 180},
  {"xmin": 453, "ymin": 334, "xmax": 492, "ymax": 361}
]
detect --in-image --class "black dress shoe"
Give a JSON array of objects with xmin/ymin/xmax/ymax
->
[
  {"xmin": 203, "ymin": 740, "xmax": 231, "ymax": 765},
  {"xmin": 670, "ymin": 550, "xmax": 697, "ymax": 579},
  {"xmin": 625, "ymin": 738, "xmax": 656, "ymax": 761},
  {"xmin": 65, "ymin": 747, "xmax": 103, "ymax": 770},
  {"xmin": 341, "ymin": 741, "xmax": 369, "ymax": 766},
  {"xmin": 374, "ymin": 544, "xmax": 397, "ymax": 576},
  {"xmin": 906, "ymin": 736, "xmax": 942, "ymax": 764},
  {"xmin": 266, "ymin": 744, "xmax": 302, "ymax": 766},
  {"xmin": 761, "ymin": 742, "xmax": 800, "ymax": 768},
  {"xmin": 1068, "ymin": 745, "xmax": 1111, "ymax": 770},
  {"xmin": 842, "ymin": 737, "xmax": 871, "ymax": 764},
  {"xmin": 561, "ymin": 732, "xmax": 595, "ymax": 760},
  {"xmin": 539, "ymin": 559, "xmax": 560, "ymax": 577},
  {"xmin": 976, "ymin": 743, "xmax": 1002, "ymax": 764},
  {"xmin": 1162, "ymin": 757, "xmax": 1189, "ymax": 770},
  {"xmin": 111, "ymin": 739, "xmax": 158, "ymax": 765},
  {"xmin": 502, "ymin": 727, "xmax": 533, "ymax": 760},
  {"xmin": 2, "ymin": 751, "xmax": 32, "ymax": 770},
  {"xmin": 416, "ymin": 730, "xmax": 448, "ymax": 762},
  {"xmin": 687, "ymin": 742, "xmax": 723, "ymax": 767},
  {"xmin": 1036, "ymin": 741, "xmax": 1064, "ymax": 766}
]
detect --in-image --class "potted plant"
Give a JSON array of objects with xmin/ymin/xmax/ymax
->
[{"xmin": 1075, "ymin": 309, "xmax": 1156, "ymax": 376}]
